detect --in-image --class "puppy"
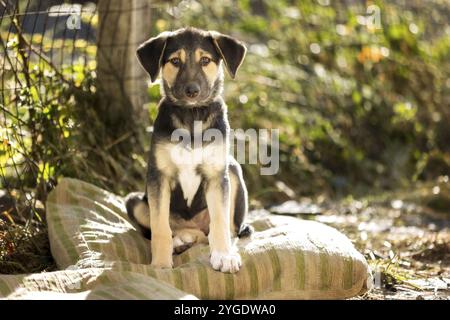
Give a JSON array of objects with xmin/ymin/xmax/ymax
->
[{"xmin": 125, "ymin": 27, "xmax": 252, "ymax": 273}]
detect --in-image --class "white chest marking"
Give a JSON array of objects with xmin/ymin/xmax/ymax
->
[
  {"xmin": 178, "ymin": 166, "xmax": 201, "ymax": 206},
  {"xmin": 169, "ymin": 142, "xmax": 227, "ymax": 206}
]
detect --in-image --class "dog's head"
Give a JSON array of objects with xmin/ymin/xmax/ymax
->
[{"xmin": 137, "ymin": 27, "xmax": 246, "ymax": 107}]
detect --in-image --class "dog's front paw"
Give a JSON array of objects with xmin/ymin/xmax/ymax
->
[{"xmin": 210, "ymin": 250, "xmax": 242, "ymax": 273}]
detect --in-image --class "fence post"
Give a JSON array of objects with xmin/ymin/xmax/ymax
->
[{"xmin": 96, "ymin": 0, "xmax": 151, "ymax": 126}]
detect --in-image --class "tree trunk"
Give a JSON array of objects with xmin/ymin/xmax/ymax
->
[{"xmin": 96, "ymin": 0, "xmax": 151, "ymax": 128}]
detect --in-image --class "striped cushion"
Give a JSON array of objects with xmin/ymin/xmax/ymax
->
[
  {"xmin": 0, "ymin": 178, "xmax": 372, "ymax": 299},
  {"xmin": 0, "ymin": 269, "xmax": 196, "ymax": 299}
]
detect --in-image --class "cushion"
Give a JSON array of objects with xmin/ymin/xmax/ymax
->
[{"xmin": 0, "ymin": 178, "xmax": 372, "ymax": 299}]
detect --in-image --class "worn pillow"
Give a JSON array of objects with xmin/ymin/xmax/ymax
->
[{"xmin": 0, "ymin": 178, "xmax": 372, "ymax": 299}]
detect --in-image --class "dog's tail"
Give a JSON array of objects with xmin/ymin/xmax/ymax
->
[{"xmin": 124, "ymin": 192, "xmax": 152, "ymax": 239}]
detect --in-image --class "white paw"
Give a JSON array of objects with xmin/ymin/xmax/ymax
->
[
  {"xmin": 173, "ymin": 229, "xmax": 205, "ymax": 254},
  {"xmin": 178, "ymin": 230, "xmax": 196, "ymax": 243},
  {"xmin": 173, "ymin": 235, "xmax": 186, "ymax": 248},
  {"xmin": 210, "ymin": 250, "xmax": 242, "ymax": 273}
]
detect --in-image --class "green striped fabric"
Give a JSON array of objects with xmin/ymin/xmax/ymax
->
[
  {"xmin": 0, "ymin": 178, "xmax": 372, "ymax": 299},
  {"xmin": 0, "ymin": 269, "xmax": 196, "ymax": 300}
]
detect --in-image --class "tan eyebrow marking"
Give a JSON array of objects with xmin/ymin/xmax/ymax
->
[
  {"xmin": 195, "ymin": 48, "xmax": 213, "ymax": 62},
  {"xmin": 168, "ymin": 49, "xmax": 186, "ymax": 63},
  {"xmin": 163, "ymin": 50, "xmax": 185, "ymax": 87},
  {"xmin": 198, "ymin": 50, "xmax": 219, "ymax": 85}
]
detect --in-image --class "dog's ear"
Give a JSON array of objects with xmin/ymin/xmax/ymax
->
[
  {"xmin": 210, "ymin": 31, "xmax": 246, "ymax": 79},
  {"xmin": 136, "ymin": 32, "xmax": 171, "ymax": 82}
]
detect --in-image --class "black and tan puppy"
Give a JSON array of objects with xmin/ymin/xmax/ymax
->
[{"xmin": 125, "ymin": 27, "xmax": 252, "ymax": 273}]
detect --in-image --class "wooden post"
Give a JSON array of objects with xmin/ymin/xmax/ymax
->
[{"xmin": 97, "ymin": 0, "xmax": 151, "ymax": 126}]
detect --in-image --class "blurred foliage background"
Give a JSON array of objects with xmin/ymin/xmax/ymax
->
[
  {"xmin": 148, "ymin": 0, "xmax": 450, "ymax": 203},
  {"xmin": 0, "ymin": 0, "xmax": 449, "ymax": 276}
]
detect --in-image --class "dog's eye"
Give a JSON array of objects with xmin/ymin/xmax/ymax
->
[
  {"xmin": 200, "ymin": 56, "xmax": 211, "ymax": 66},
  {"xmin": 169, "ymin": 57, "xmax": 181, "ymax": 67}
]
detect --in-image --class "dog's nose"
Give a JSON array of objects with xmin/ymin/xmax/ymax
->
[{"xmin": 185, "ymin": 83, "xmax": 200, "ymax": 98}]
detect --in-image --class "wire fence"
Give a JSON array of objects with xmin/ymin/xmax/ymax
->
[
  {"xmin": 1, "ymin": 0, "xmax": 87, "ymax": 227},
  {"xmin": 0, "ymin": 0, "xmax": 173, "ymax": 230}
]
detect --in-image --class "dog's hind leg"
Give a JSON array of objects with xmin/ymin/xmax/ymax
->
[
  {"xmin": 229, "ymin": 157, "xmax": 253, "ymax": 238},
  {"xmin": 126, "ymin": 192, "xmax": 207, "ymax": 254},
  {"xmin": 125, "ymin": 192, "xmax": 152, "ymax": 239}
]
